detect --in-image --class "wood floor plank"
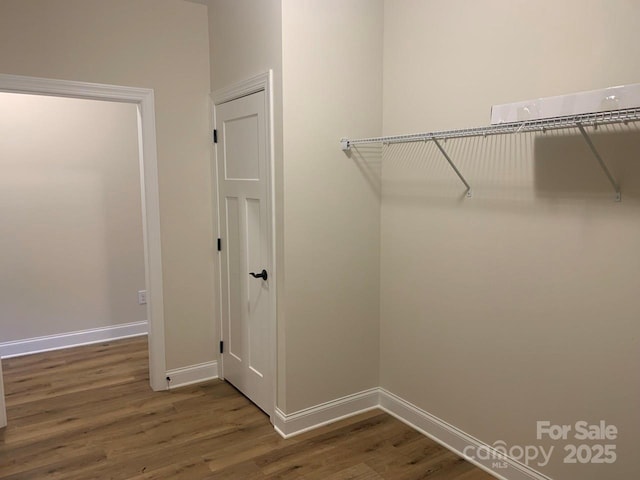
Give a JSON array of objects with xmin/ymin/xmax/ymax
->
[
  {"xmin": 323, "ymin": 463, "xmax": 385, "ymax": 480},
  {"xmin": 0, "ymin": 337, "xmax": 495, "ymax": 480}
]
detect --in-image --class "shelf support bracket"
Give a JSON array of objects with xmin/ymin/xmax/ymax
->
[
  {"xmin": 431, "ymin": 137, "xmax": 472, "ymax": 198},
  {"xmin": 576, "ymin": 123, "xmax": 621, "ymax": 202}
]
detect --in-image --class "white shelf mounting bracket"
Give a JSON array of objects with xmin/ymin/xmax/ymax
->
[
  {"xmin": 431, "ymin": 137, "xmax": 472, "ymax": 198},
  {"xmin": 576, "ymin": 123, "xmax": 622, "ymax": 202}
]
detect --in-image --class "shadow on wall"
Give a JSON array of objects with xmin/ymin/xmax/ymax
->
[
  {"xmin": 347, "ymin": 144, "xmax": 383, "ymax": 197},
  {"xmin": 533, "ymin": 125, "xmax": 640, "ymax": 200},
  {"xmin": 382, "ymin": 133, "xmax": 536, "ymax": 205},
  {"xmin": 380, "ymin": 124, "xmax": 640, "ymax": 206}
]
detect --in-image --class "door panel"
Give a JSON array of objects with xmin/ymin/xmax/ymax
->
[
  {"xmin": 224, "ymin": 114, "xmax": 260, "ymax": 180},
  {"xmin": 216, "ymin": 90, "xmax": 273, "ymax": 415},
  {"xmin": 246, "ymin": 197, "xmax": 268, "ymax": 377},
  {"xmin": 224, "ymin": 197, "xmax": 243, "ymax": 362}
]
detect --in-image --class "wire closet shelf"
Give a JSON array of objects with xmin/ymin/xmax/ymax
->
[{"xmin": 340, "ymin": 106, "xmax": 640, "ymax": 202}]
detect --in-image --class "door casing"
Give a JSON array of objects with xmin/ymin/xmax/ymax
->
[{"xmin": 0, "ymin": 360, "xmax": 6, "ymax": 428}]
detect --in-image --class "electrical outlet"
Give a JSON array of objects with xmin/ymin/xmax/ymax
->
[{"xmin": 137, "ymin": 290, "xmax": 147, "ymax": 305}]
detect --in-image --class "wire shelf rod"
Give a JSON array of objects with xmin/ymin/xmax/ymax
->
[
  {"xmin": 340, "ymin": 106, "xmax": 640, "ymax": 202},
  {"xmin": 340, "ymin": 107, "xmax": 640, "ymax": 150}
]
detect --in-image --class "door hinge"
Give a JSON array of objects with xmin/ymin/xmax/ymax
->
[
  {"xmin": 213, "ymin": 129, "xmax": 218, "ymax": 143},
  {"xmin": 217, "ymin": 238, "xmax": 222, "ymax": 251},
  {"xmin": 219, "ymin": 341, "xmax": 224, "ymax": 354}
]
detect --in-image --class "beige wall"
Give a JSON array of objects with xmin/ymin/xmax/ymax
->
[
  {"xmin": 381, "ymin": 1, "xmax": 640, "ymax": 479},
  {"xmin": 0, "ymin": 94, "xmax": 145, "ymax": 342},
  {"xmin": 0, "ymin": 0, "xmax": 215, "ymax": 369},
  {"xmin": 281, "ymin": 0, "xmax": 383, "ymax": 412}
]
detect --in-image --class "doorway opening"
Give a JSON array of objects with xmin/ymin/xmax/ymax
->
[{"xmin": 0, "ymin": 74, "xmax": 166, "ymax": 395}]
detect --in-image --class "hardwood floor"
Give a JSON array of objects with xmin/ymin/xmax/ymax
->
[{"xmin": 0, "ymin": 337, "xmax": 494, "ymax": 479}]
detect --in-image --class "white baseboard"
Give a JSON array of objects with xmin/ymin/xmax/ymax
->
[
  {"xmin": 273, "ymin": 388, "xmax": 379, "ymax": 438},
  {"xmin": 272, "ymin": 387, "xmax": 551, "ymax": 480},
  {"xmin": 165, "ymin": 361, "xmax": 219, "ymax": 389},
  {"xmin": 0, "ymin": 321, "xmax": 148, "ymax": 358},
  {"xmin": 378, "ymin": 389, "xmax": 552, "ymax": 480}
]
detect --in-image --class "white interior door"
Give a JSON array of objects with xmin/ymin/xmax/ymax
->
[{"xmin": 216, "ymin": 89, "xmax": 273, "ymax": 416}]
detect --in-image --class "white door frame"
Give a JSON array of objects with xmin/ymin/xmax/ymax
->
[
  {"xmin": 0, "ymin": 360, "xmax": 6, "ymax": 428},
  {"xmin": 211, "ymin": 71, "xmax": 277, "ymax": 420},
  {"xmin": 0, "ymin": 74, "xmax": 167, "ymax": 392}
]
